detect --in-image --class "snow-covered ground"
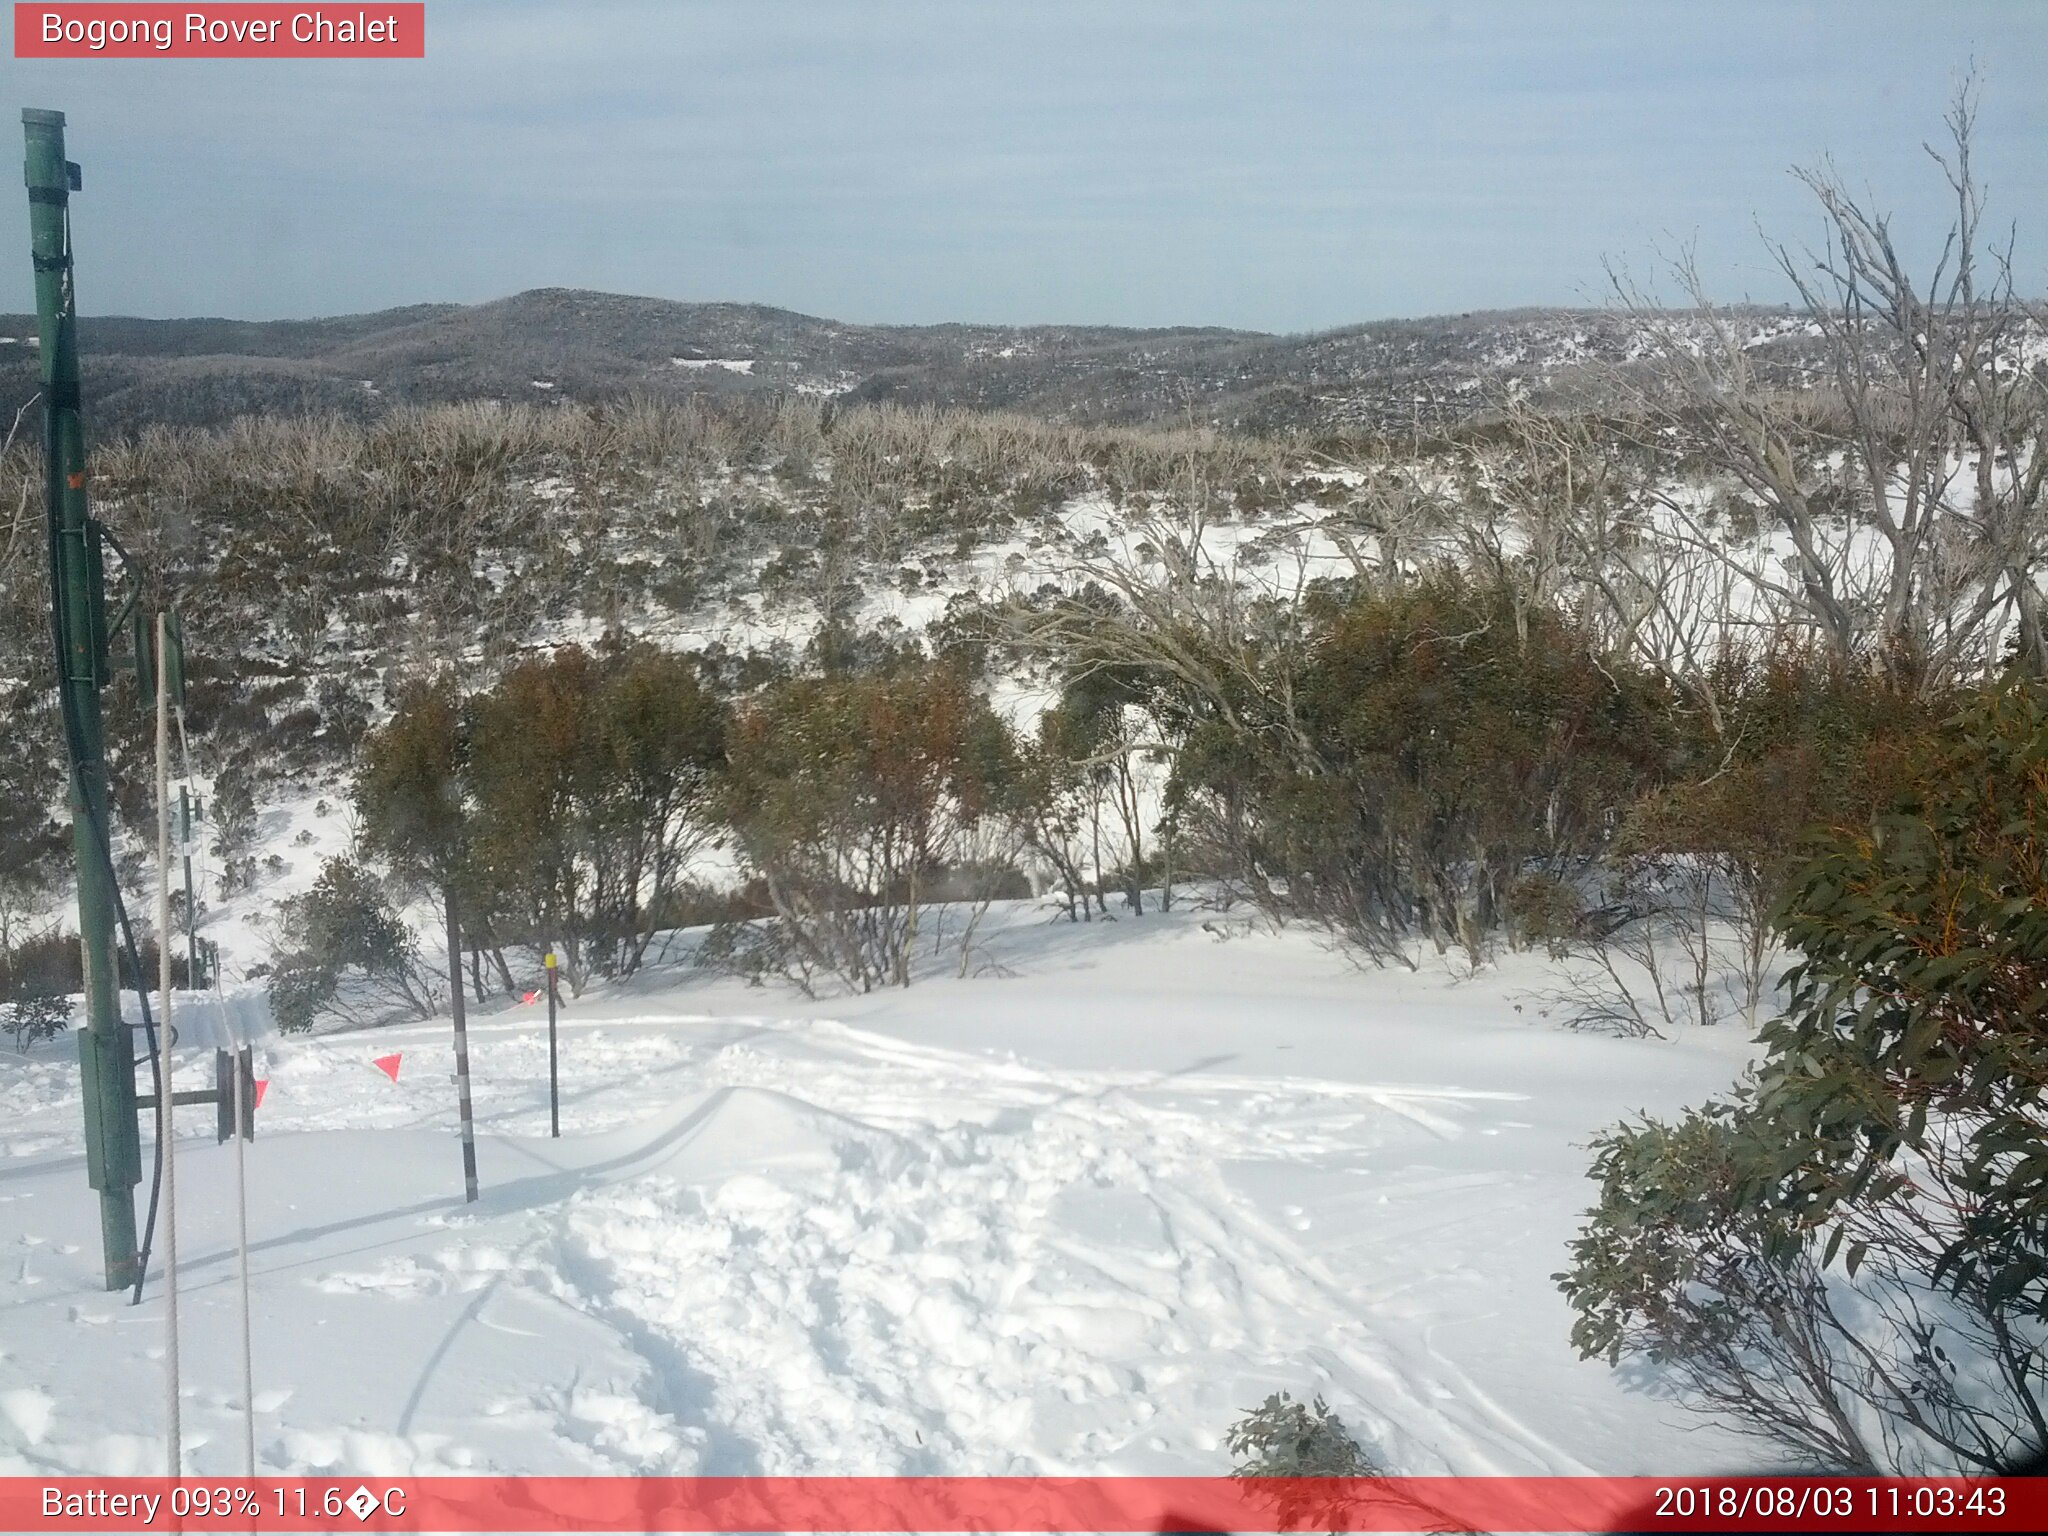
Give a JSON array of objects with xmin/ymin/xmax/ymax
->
[{"xmin": 0, "ymin": 899, "xmax": 1766, "ymax": 1479}]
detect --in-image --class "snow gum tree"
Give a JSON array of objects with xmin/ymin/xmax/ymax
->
[
  {"xmin": 1608, "ymin": 83, "xmax": 2048, "ymax": 693},
  {"xmin": 462, "ymin": 642, "xmax": 728, "ymax": 989},
  {"xmin": 1165, "ymin": 572, "xmax": 1666, "ymax": 964},
  {"xmin": 352, "ymin": 678, "xmax": 475, "ymax": 1016},
  {"xmin": 583, "ymin": 643, "xmax": 727, "ymax": 975},
  {"xmin": 1559, "ymin": 680, "xmax": 2048, "ymax": 1472},
  {"xmin": 464, "ymin": 648, "xmax": 605, "ymax": 990},
  {"xmin": 719, "ymin": 660, "xmax": 1023, "ymax": 993},
  {"xmin": 1013, "ymin": 706, "xmax": 1101, "ymax": 923},
  {"xmin": 1049, "ymin": 664, "xmax": 1160, "ymax": 915},
  {"xmin": 351, "ymin": 675, "xmax": 484, "ymax": 1195}
]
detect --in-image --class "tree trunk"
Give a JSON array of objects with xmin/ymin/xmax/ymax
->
[{"xmin": 897, "ymin": 867, "xmax": 919, "ymax": 988}]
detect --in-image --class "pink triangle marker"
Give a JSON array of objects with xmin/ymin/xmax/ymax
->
[{"xmin": 373, "ymin": 1052, "xmax": 403, "ymax": 1083}]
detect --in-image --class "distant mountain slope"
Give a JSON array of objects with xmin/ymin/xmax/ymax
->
[
  {"xmin": 43, "ymin": 303, "xmax": 465, "ymax": 359},
  {"xmin": 0, "ymin": 287, "xmax": 1809, "ymax": 438}
]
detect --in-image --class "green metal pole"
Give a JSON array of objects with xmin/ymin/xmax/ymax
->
[{"xmin": 24, "ymin": 108, "xmax": 141, "ymax": 1292}]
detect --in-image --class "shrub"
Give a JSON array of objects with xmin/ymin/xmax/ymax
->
[
  {"xmin": 1761, "ymin": 680, "xmax": 2048, "ymax": 1316},
  {"xmin": 2, "ymin": 930, "xmax": 189, "ymax": 995},
  {"xmin": 1177, "ymin": 572, "xmax": 1667, "ymax": 964},
  {"xmin": 1227, "ymin": 1392, "xmax": 1378, "ymax": 1478},
  {"xmin": 1559, "ymin": 680, "xmax": 2048, "ymax": 1472},
  {"xmin": 1225, "ymin": 1391, "xmax": 1396, "ymax": 1532},
  {"xmin": 1505, "ymin": 871, "xmax": 1585, "ymax": 959},
  {"xmin": 267, "ymin": 857, "xmax": 439, "ymax": 1031},
  {"xmin": 209, "ymin": 765, "xmax": 260, "ymax": 875},
  {"xmin": 1611, "ymin": 648, "xmax": 1940, "ymax": 1026},
  {"xmin": 463, "ymin": 643, "xmax": 727, "ymax": 986},
  {"xmin": 5, "ymin": 976, "xmax": 70, "ymax": 1051},
  {"xmin": 720, "ymin": 660, "xmax": 1023, "ymax": 992},
  {"xmin": 1559, "ymin": 1105, "xmax": 1889, "ymax": 1469}
]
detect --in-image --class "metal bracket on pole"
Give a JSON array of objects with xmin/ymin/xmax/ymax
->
[{"xmin": 211, "ymin": 1048, "xmax": 256, "ymax": 1142}]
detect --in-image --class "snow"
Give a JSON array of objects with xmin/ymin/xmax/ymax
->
[
  {"xmin": 0, "ymin": 897, "xmax": 1766, "ymax": 1478},
  {"xmin": 792, "ymin": 375, "xmax": 856, "ymax": 397},
  {"xmin": 669, "ymin": 358, "xmax": 755, "ymax": 375},
  {"xmin": 171, "ymin": 780, "xmax": 356, "ymax": 995},
  {"xmin": 0, "ymin": 1389, "xmax": 53, "ymax": 1446},
  {"xmin": 0, "ymin": 436, "xmax": 1820, "ymax": 1480}
]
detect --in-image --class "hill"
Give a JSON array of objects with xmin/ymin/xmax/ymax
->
[{"xmin": 0, "ymin": 288, "xmax": 1817, "ymax": 438}]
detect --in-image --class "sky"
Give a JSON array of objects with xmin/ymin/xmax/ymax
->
[{"xmin": 3, "ymin": 0, "xmax": 2045, "ymax": 332}]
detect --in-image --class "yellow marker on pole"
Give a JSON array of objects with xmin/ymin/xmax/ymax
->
[{"xmin": 544, "ymin": 951, "xmax": 560, "ymax": 1138}]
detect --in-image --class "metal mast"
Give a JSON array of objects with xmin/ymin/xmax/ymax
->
[{"xmin": 23, "ymin": 107, "xmax": 141, "ymax": 1292}]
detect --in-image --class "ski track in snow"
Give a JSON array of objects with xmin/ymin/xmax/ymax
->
[
  {"xmin": 0, "ymin": 906, "xmax": 1760, "ymax": 1478},
  {"xmin": 300, "ymin": 1017, "xmax": 1568, "ymax": 1475}
]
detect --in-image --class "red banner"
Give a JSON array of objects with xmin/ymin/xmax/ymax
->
[
  {"xmin": 2, "ymin": 1476, "xmax": 2040, "ymax": 1532},
  {"xmin": 13, "ymin": 5, "xmax": 425, "ymax": 58}
]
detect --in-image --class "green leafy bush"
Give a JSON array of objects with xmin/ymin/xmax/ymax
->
[
  {"xmin": 1175, "ymin": 571, "xmax": 1667, "ymax": 963},
  {"xmin": 267, "ymin": 858, "xmax": 438, "ymax": 1032},
  {"xmin": 720, "ymin": 660, "xmax": 1023, "ymax": 993},
  {"xmin": 4, "ymin": 975, "xmax": 70, "ymax": 1052},
  {"xmin": 1559, "ymin": 680, "xmax": 2048, "ymax": 1472},
  {"xmin": 1225, "ymin": 1392, "xmax": 1400, "ymax": 1533},
  {"xmin": 1226, "ymin": 1391, "xmax": 1378, "ymax": 1478},
  {"xmin": 1761, "ymin": 680, "xmax": 2048, "ymax": 1316}
]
